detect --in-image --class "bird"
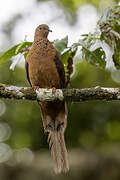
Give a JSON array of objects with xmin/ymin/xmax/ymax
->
[{"xmin": 25, "ymin": 24, "xmax": 69, "ymax": 173}]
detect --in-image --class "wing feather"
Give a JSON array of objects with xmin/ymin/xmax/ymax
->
[
  {"xmin": 25, "ymin": 61, "xmax": 32, "ymax": 86},
  {"xmin": 54, "ymin": 52, "xmax": 65, "ymax": 88}
]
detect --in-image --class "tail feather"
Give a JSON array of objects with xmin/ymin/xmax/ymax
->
[
  {"xmin": 48, "ymin": 130, "xmax": 69, "ymax": 174},
  {"xmin": 39, "ymin": 101, "xmax": 69, "ymax": 173},
  {"xmin": 58, "ymin": 130, "xmax": 69, "ymax": 172}
]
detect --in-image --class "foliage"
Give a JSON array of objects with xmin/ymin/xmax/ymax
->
[
  {"xmin": 79, "ymin": 32, "xmax": 106, "ymax": 68},
  {"xmin": 0, "ymin": 42, "xmax": 32, "ymax": 64},
  {"xmin": 0, "ymin": 6, "xmax": 120, "ymax": 85},
  {"xmin": 53, "ymin": 35, "xmax": 68, "ymax": 53},
  {"xmin": 80, "ymin": 6, "xmax": 120, "ymax": 71}
]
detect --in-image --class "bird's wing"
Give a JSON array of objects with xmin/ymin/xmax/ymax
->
[
  {"xmin": 25, "ymin": 61, "xmax": 32, "ymax": 86},
  {"xmin": 54, "ymin": 51, "xmax": 65, "ymax": 88}
]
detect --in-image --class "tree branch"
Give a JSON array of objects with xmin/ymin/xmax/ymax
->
[{"xmin": 0, "ymin": 83, "xmax": 120, "ymax": 102}]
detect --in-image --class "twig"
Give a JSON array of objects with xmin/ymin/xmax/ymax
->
[{"xmin": 20, "ymin": 46, "xmax": 32, "ymax": 53}]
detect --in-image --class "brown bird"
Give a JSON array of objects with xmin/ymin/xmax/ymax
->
[{"xmin": 25, "ymin": 24, "xmax": 69, "ymax": 173}]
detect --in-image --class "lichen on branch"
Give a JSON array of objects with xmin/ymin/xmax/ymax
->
[{"xmin": 0, "ymin": 83, "xmax": 120, "ymax": 102}]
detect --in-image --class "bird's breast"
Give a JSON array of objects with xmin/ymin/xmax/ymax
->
[{"xmin": 26, "ymin": 44, "xmax": 60, "ymax": 88}]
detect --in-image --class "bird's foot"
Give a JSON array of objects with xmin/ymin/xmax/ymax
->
[
  {"xmin": 52, "ymin": 87, "xmax": 56, "ymax": 94},
  {"xmin": 32, "ymin": 86, "xmax": 40, "ymax": 90}
]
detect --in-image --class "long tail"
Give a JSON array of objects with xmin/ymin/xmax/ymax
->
[
  {"xmin": 48, "ymin": 129, "xmax": 69, "ymax": 174},
  {"xmin": 39, "ymin": 101, "xmax": 69, "ymax": 173}
]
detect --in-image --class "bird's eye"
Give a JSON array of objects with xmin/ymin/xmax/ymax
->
[{"xmin": 39, "ymin": 27, "xmax": 42, "ymax": 30}]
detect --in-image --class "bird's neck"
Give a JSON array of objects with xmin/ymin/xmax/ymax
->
[
  {"xmin": 34, "ymin": 34, "xmax": 48, "ymax": 41},
  {"xmin": 34, "ymin": 37, "xmax": 49, "ymax": 45}
]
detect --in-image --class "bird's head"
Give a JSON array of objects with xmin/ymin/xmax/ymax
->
[{"xmin": 35, "ymin": 24, "xmax": 52, "ymax": 38}]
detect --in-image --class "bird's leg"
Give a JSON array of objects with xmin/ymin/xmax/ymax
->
[
  {"xmin": 52, "ymin": 87, "xmax": 56, "ymax": 94},
  {"xmin": 32, "ymin": 86, "xmax": 40, "ymax": 90},
  {"xmin": 46, "ymin": 87, "xmax": 56, "ymax": 93},
  {"xmin": 32, "ymin": 86, "xmax": 57, "ymax": 94}
]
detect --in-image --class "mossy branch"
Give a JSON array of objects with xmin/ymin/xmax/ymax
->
[{"xmin": 0, "ymin": 83, "xmax": 120, "ymax": 102}]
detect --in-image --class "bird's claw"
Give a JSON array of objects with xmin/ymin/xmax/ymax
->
[
  {"xmin": 32, "ymin": 86, "xmax": 40, "ymax": 90},
  {"xmin": 52, "ymin": 87, "xmax": 56, "ymax": 94}
]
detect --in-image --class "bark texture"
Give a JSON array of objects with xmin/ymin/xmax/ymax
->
[{"xmin": 0, "ymin": 83, "xmax": 120, "ymax": 102}]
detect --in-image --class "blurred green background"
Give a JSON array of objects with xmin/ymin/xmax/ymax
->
[{"xmin": 0, "ymin": 0, "xmax": 120, "ymax": 179}]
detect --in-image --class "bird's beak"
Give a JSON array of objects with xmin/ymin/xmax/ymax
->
[{"xmin": 48, "ymin": 29, "xmax": 52, "ymax": 32}]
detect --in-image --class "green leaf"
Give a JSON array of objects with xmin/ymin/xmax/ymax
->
[
  {"xmin": 79, "ymin": 32, "xmax": 106, "ymax": 69},
  {"xmin": 62, "ymin": 49, "xmax": 70, "ymax": 73},
  {"xmin": 0, "ymin": 44, "xmax": 19, "ymax": 64},
  {"xmin": 24, "ymin": 52, "xmax": 29, "ymax": 59},
  {"xmin": 98, "ymin": 6, "xmax": 120, "ymax": 70},
  {"xmin": 53, "ymin": 36, "xmax": 68, "ymax": 52},
  {"xmin": 82, "ymin": 47, "xmax": 106, "ymax": 68},
  {"xmin": 15, "ymin": 42, "xmax": 32, "ymax": 54},
  {"xmin": 0, "ymin": 42, "xmax": 32, "ymax": 64},
  {"xmin": 98, "ymin": 7, "xmax": 112, "ymax": 25}
]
